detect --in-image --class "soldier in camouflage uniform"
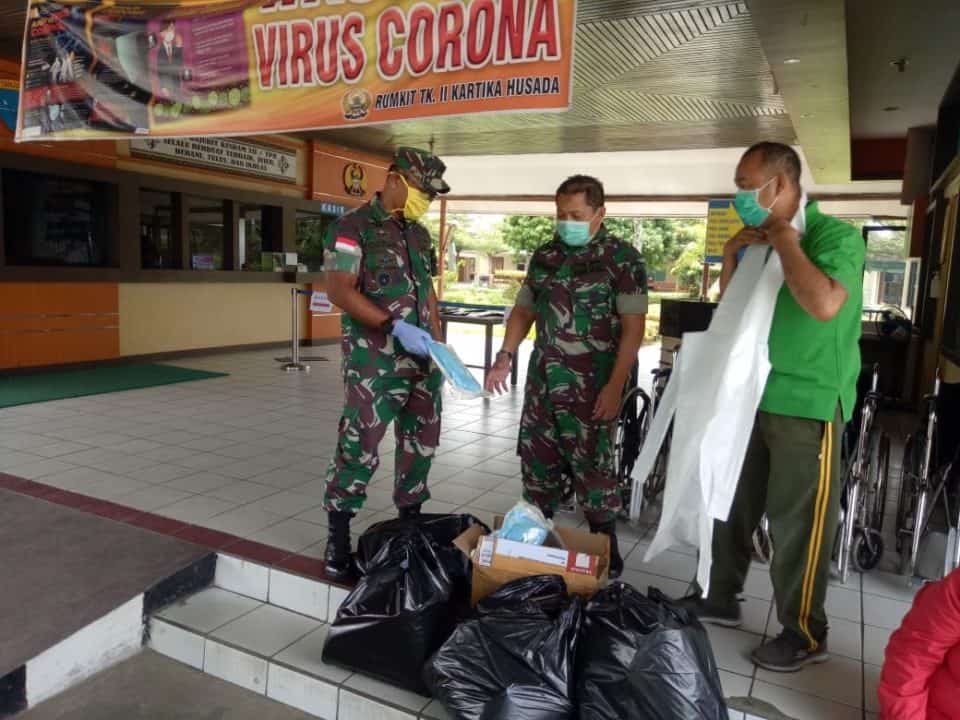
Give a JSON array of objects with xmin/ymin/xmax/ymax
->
[
  {"xmin": 485, "ymin": 175, "xmax": 648, "ymax": 578},
  {"xmin": 321, "ymin": 147, "xmax": 450, "ymax": 580}
]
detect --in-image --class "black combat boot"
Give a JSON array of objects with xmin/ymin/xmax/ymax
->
[
  {"xmin": 590, "ymin": 520, "xmax": 624, "ymax": 579},
  {"xmin": 324, "ymin": 511, "xmax": 356, "ymax": 582},
  {"xmin": 398, "ymin": 503, "xmax": 422, "ymax": 521}
]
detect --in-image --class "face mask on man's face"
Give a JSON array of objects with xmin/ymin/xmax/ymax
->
[
  {"xmin": 391, "ymin": 173, "xmax": 432, "ymax": 221},
  {"xmin": 733, "ymin": 176, "xmax": 780, "ymax": 226},
  {"xmin": 556, "ymin": 210, "xmax": 601, "ymax": 247}
]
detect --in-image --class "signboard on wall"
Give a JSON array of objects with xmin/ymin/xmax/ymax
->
[
  {"xmin": 16, "ymin": 0, "xmax": 576, "ymax": 142},
  {"xmin": 705, "ymin": 199, "xmax": 744, "ymax": 263},
  {"xmin": 131, "ymin": 137, "xmax": 297, "ymax": 183}
]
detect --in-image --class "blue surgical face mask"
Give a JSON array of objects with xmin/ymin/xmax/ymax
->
[
  {"xmin": 734, "ymin": 176, "xmax": 779, "ymax": 226},
  {"xmin": 557, "ymin": 219, "xmax": 593, "ymax": 247}
]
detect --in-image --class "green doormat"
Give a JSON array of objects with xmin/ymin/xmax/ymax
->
[{"xmin": 0, "ymin": 364, "xmax": 228, "ymax": 409}]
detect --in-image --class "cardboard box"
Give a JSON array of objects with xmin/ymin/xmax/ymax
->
[{"xmin": 453, "ymin": 519, "xmax": 609, "ymax": 606}]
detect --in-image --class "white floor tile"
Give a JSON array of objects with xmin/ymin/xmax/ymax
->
[
  {"xmin": 149, "ymin": 619, "xmax": 205, "ymax": 670},
  {"xmin": 207, "ymin": 481, "xmax": 279, "ymax": 504},
  {"xmin": 273, "ymin": 626, "xmax": 351, "ymax": 684},
  {"xmin": 267, "ymin": 663, "xmax": 340, "ymax": 719},
  {"xmin": 155, "ymin": 495, "xmax": 238, "ymax": 523},
  {"xmin": 469, "ymin": 491, "xmax": 521, "ymax": 515},
  {"xmin": 864, "ymin": 663, "xmax": 882, "ymax": 714},
  {"xmin": 248, "ymin": 490, "xmax": 324, "ymax": 516},
  {"xmin": 344, "ymin": 673, "xmax": 432, "ymax": 713},
  {"xmin": 165, "ymin": 472, "xmax": 235, "ymax": 493},
  {"xmin": 862, "ymin": 593, "xmax": 912, "ymax": 630},
  {"xmin": 204, "ymin": 639, "xmax": 268, "ymax": 695},
  {"xmin": 328, "ymin": 586, "xmax": 352, "ymax": 621},
  {"xmin": 118, "ymin": 485, "xmax": 194, "ymax": 511},
  {"xmin": 211, "ymin": 604, "xmax": 320, "ymax": 658},
  {"xmin": 426, "ymin": 482, "xmax": 486, "ymax": 507},
  {"xmin": 156, "ymin": 587, "xmax": 262, "ymax": 634},
  {"xmin": 704, "ymin": 625, "xmax": 761, "ymax": 677},
  {"xmin": 825, "ymin": 586, "xmax": 863, "ymax": 623},
  {"xmin": 861, "ymin": 572, "xmax": 919, "ymax": 603},
  {"xmin": 750, "ymin": 680, "xmax": 862, "ymax": 720},
  {"xmin": 216, "ymin": 555, "xmax": 270, "ymax": 601},
  {"xmin": 626, "ymin": 548, "xmax": 698, "ymax": 583},
  {"xmin": 203, "ymin": 506, "xmax": 285, "ymax": 536},
  {"xmin": 339, "ymin": 690, "xmax": 417, "ymax": 720},
  {"xmin": 134, "ymin": 464, "xmax": 194, "ymax": 484},
  {"xmin": 863, "ymin": 624, "xmax": 893, "ymax": 666},
  {"xmin": 269, "ymin": 569, "xmax": 330, "ymax": 621},
  {"xmin": 758, "ymin": 652, "xmax": 863, "ymax": 708}
]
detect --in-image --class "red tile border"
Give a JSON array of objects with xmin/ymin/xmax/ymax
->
[
  {"xmin": 15, "ymin": 479, "xmax": 56, "ymax": 498},
  {"xmin": 224, "ymin": 540, "xmax": 293, "ymax": 566},
  {"xmin": 174, "ymin": 525, "xmax": 243, "ymax": 550},
  {"xmin": 0, "ymin": 473, "xmax": 28, "ymax": 491},
  {"xmin": 84, "ymin": 499, "xmax": 145, "ymax": 523},
  {"xmin": 275, "ymin": 553, "xmax": 327, "ymax": 581},
  {"xmin": 42, "ymin": 489, "xmax": 96, "ymax": 509},
  {"xmin": 0, "ymin": 473, "xmax": 357, "ymax": 589},
  {"xmin": 127, "ymin": 512, "xmax": 190, "ymax": 536}
]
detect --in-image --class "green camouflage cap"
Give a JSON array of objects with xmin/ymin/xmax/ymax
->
[{"xmin": 392, "ymin": 146, "xmax": 450, "ymax": 196}]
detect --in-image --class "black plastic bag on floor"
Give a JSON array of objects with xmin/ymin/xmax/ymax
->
[
  {"xmin": 322, "ymin": 515, "xmax": 485, "ymax": 695},
  {"xmin": 356, "ymin": 513, "xmax": 487, "ymax": 581},
  {"xmin": 576, "ymin": 582, "xmax": 727, "ymax": 720},
  {"xmin": 424, "ymin": 574, "xmax": 581, "ymax": 720}
]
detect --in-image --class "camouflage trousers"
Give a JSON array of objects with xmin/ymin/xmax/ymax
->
[
  {"xmin": 518, "ymin": 375, "xmax": 621, "ymax": 524},
  {"xmin": 324, "ymin": 370, "xmax": 442, "ymax": 513}
]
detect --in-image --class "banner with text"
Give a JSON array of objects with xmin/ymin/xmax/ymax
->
[
  {"xmin": 705, "ymin": 199, "xmax": 744, "ymax": 263},
  {"xmin": 17, "ymin": 0, "xmax": 576, "ymax": 142}
]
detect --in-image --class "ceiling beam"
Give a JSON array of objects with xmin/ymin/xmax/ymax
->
[{"xmin": 747, "ymin": 0, "xmax": 851, "ymax": 183}]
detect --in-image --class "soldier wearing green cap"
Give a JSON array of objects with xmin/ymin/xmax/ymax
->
[{"xmin": 321, "ymin": 147, "xmax": 451, "ymax": 581}]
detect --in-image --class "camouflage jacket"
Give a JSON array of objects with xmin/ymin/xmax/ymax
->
[
  {"xmin": 323, "ymin": 195, "xmax": 435, "ymax": 378},
  {"xmin": 516, "ymin": 225, "xmax": 648, "ymax": 402}
]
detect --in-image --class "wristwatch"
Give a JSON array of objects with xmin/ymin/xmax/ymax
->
[{"xmin": 496, "ymin": 349, "xmax": 513, "ymax": 363}]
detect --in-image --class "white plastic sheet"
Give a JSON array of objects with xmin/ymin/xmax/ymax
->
[{"xmin": 630, "ymin": 244, "xmax": 787, "ymax": 594}]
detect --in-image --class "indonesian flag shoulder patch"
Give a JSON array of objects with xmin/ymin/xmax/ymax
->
[{"xmin": 335, "ymin": 236, "xmax": 361, "ymax": 254}]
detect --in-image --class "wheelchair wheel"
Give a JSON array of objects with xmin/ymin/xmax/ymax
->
[
  {"xmin": 895, "ymin": 434, "xmax": 920, "ymax": 554},
  {"xmin": 853, "ymin": 529, "xmax": 884, "ymax": 572},
  {"xmin": 867, "ymin": 432, "xmax": 890, "ymax": 533},
  {"xmin": 752, "ymin": 516, "xmax": 772, "ymax": 564}
]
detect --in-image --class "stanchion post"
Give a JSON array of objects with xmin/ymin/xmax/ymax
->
[{"xmin": 283, "ymin": 287, "xmax": 309, "ymax": 373}]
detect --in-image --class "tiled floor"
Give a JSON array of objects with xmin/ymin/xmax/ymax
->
[{"xmin": 0, "ymin": 337, "xmax": 922, "ymax": 719}]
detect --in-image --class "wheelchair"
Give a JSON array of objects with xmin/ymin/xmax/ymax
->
[
  {"xmin": 751, "ymin": 365, "xmax": 890, "ymax": 579},
  {"xmin": 833, "ymin": 364, "xmax": 890, "ymax": 582},
  {"xmin": 896, "ymin": 373, "xmax": 960, "ymax": 581}
]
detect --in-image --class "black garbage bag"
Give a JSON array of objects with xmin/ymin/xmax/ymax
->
[
  {"xmin": 322, "ymin": 515, "xmax": 483, "ymax": 695},
  {"xmin": 424, "ymin": 575, "xmax": 581, "ymax": 720},
  {"xmin": 356, "ymin": 513, "xmax": 488, "ymax": 581},
  {"xmin": 576, "ymin": 582, "xmax": 727, "ymax": 720}
]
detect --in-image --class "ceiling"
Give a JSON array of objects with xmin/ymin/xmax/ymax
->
[
  {"xmin": 312, "ymin": 0, "xmax": 797, "ymax": 156},
  {"xmin": 846, "ymin": 0, "xmax": 960, "ymax": 137},
  {"xmin": 0, "ymin": 1, "xmax": 955, "ymax": 184}
]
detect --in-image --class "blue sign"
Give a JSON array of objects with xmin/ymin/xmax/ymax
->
[
  {"xmin": 0, "ymin": 85, "xmax": 18, "ymax": 133},
  {"xmin": 320, "ymin": 202, "xmax": 347, "ymax": 217}
]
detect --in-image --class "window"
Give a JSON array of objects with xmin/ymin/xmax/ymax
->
[
  {"xmin": 862, "ymin": 226, "xmax": 915, "ymax": 316},
  {"xmin": 296, "ymin": 210, "xmax": 328, "ymax": 272},
  {"xmin": 3, "ymin": 169, "xmax": 112, "ymax": 266},
  {"xmin": 238, "ymin": 204, "xmax": 264, "ymax": 271},
  {"xmin": 187, "ymin": 196, "xmax": 226, "ymax": 270},
  {"xmin": 141, "ymin": 189, "xmax": 176, "ymax": 269}
]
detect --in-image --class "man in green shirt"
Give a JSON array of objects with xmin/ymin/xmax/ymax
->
[{"xmin": 679, "ymin": 142, "xmax": 865, "ymax": 672}]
